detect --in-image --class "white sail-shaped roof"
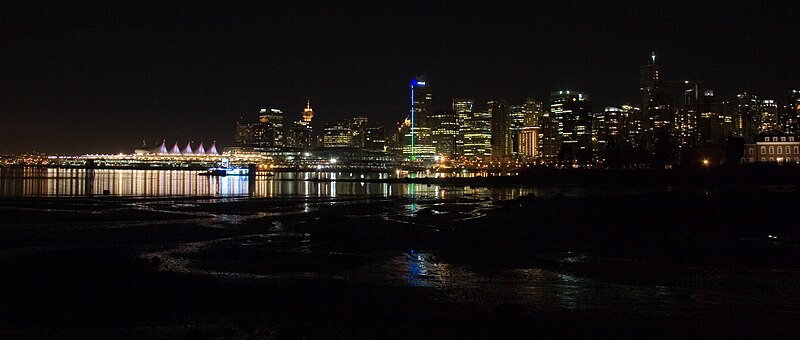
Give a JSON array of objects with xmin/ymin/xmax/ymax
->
[{"xmin": 183, "ymin": 142, "xmax": 193, "ymax": 155}]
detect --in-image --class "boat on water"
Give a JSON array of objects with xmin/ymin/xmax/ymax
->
[
  {"xmin": 201, "ymin": 167, "xmax": 250, "ymax": 176},
  {"xmin": 200, "ymin": 158, "xmax": 250, "ymax": 177}
]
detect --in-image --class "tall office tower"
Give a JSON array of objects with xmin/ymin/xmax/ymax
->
[
  {"xmin": 519, "ymin": 127, "xmax": 538, "ymax": 161},
  {"xmin": 781, "ymin": 90, "xmax": 800, "ymax": 135},
  {"xmin": 488, "ymin": 100, "xmax": 512, "ymax": 161},
  {"xmin": 430, "ymin": 110, "xmax": 459, "ymax": 158},
  {"xmin": 735, "ymin": 92, "xmax": 761, "ymax": 141},
  {"xmin": 323, "ymin": 119, "xmax": 354, "ymax": 148},
  {"xmin": 363, "ymin": 123, "xmax": 386, "ymax": 151},
  {"xmin": 760, "ymin": 99, "xmax": 779, "ymax": 134},
  {"xmin": 599, "ymin": 107, "xmax": 625, "ymax": 146},
  {"xmin": 550, "ymin": 91, "xmax": 592, "ymax": 160},
  {"xmin": 639, "ymin": 53, "xmax": 673, "ymax": 138},
  {"xmin": 509, "ymin": 104, "xmax": 526, "ymax": 157},
  {"xmin": 462, "ymin": 111, "xmax": 492, "ymax": 160},
  {"xmin": 523, "ymin": 98, "xmax": 543, "ymax": 127},
  {"xmin": 234, "ymin": 112, "xmax": 274, "ymax": 147},
  {"xmin": 407, "ymin": 79, "xmax": 434, "ymax": 160},
  {"xmin": 287, "ymin": 100, "xmax": 315, "ymax": 148},
  {"xmin": 258, "ymin": 108, "xmax": 285, "ymax": 146},
  {"xmin": 537, "ymin": 111, "xmax": 561, "ymax": 163},
  {"xmin": 453, "ymin": 98, "xmax": 474, "ymax": 157},
  {"xmin": 624, "ymin": 105, "xmax": 644, "ymax": 147}
]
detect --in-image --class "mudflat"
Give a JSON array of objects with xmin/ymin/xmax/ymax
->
[{"xmin": 1, "ymin": 190, "xmax": 799, "ymax": 338}]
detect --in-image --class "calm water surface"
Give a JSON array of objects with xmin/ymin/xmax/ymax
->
[{"xmin": 0, "ymin": 167, "xmax": 609, "ymax": 199}]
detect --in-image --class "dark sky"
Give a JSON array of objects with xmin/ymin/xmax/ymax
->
[{"xmin": 2, "ymin": 1, "xmax": 798, "ymax": 154}]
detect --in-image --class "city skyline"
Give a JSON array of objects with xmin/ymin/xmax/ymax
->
[{"xmin": 3, "ymin": 1, "xmax": 799, "ymax": 154}]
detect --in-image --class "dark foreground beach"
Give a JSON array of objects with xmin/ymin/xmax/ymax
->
[{"xmin": 1, "ymin": 186, "xmax": 800, "ymax": 338}]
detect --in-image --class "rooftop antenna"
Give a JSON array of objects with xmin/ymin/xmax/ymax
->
[{"xmin": 651, "ymin": 51, "xmax": 656, "ymax": 64}]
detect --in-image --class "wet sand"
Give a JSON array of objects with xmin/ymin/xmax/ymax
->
[{"xmin": 1, "ymin": 190, "xmax": 799, "ymax": 338}]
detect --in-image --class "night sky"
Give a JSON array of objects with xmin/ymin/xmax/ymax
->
[{"xmin": 2, "ymin": 1, "xmax": 798, "ymax": 154}]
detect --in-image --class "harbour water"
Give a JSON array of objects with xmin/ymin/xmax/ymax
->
[{"xmin": 0, "ymin": 167, "xmax": 603, "ymax": 199}]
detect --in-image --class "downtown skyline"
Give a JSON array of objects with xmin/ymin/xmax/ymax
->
[{"xmin": 3, "ymin": 1, "xmax": 799, "ymax": 154}]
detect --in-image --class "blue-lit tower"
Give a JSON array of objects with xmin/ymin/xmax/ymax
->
[{"xmin": 409, "ymin": 78, "xmax": 431, "ymax": 161}]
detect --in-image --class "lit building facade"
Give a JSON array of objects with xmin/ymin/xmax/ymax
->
[
  {"xmin": 743, "ymin": 135, "xmax": 800, "ymax": 163},
  {"xmin": 550, "ymin": 91, "xmax": 592, "ymax": 159},
  {"xmin": 430, "ymin": 110, "xmax": 459, "ymax": 158},
  {"xmin": 462, "ymin": 111, "xmax": 492, "ymax": 159},
  {"xmin": 519, "ymin": 127, "xmax": 538, "ymax": 161},
  {"xmin": 323, "ymin": 119, "xmax": 354, "ymax": 148},
  {"xmin": 453, "ymin": 98, "xmax": 474, "ymax": 157}
]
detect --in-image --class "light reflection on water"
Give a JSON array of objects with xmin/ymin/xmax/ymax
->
[{"xmin": 0, "ymin": 168, "xmax": 596, "ymax": 199}]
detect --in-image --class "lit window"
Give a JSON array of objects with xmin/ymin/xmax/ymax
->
[
  {"xmin": 765, "ymin": 137, "xmax": 770, "ymax": 141},
  {"xmin": 770, "ymin": 157, "xmax": 775, "ymax": 161},
  {"xmin": 773, "ymin": 137, "xmax": 779, "ymax": 141}
]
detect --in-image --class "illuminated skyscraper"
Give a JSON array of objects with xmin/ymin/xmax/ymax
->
[
  {"xmin": 640, "ymin": 53, "xmax": 673, "ymax": 138},
  {"xmin": 462, "ymin": 111, "xmax": 492, "ymax": 159},
  {"xmin": 323, "ymin": 120, "xmax": 354, "ymax": 148},
  {"xmin": 760, "ymin": 99, "xmax": 779, "ymax": 134},
  {"xmin": 258, "ymin": 108, "xmax": 285, "ymax": 146},
  {"xmin": 735, "ymin": 92, "xmax": 761, "ymax": 142},
  {"xmin": 407, "ymin": 79, "xmax": 434, "ymax": 160},
  {"xmin": 781, "ymin": 90, "xmax": 800, "ymax": 135},
  {"xmin": 509, "ymin": 104, "xmax": 526, "ymax": 157},
  {"xmin": 430, "ymin": 110, "xmax": 459, "ymax": 158},
  {"xmin": 489, "ymin": 100, "xmax": 512, "ymax": 161},
  {"xmin": 550, "ymin": 91, "xmax": 592, "ymax": 160},
  {"xmin": 453, "ymin": 98, "xmax": 474, "ymax": 157}
]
